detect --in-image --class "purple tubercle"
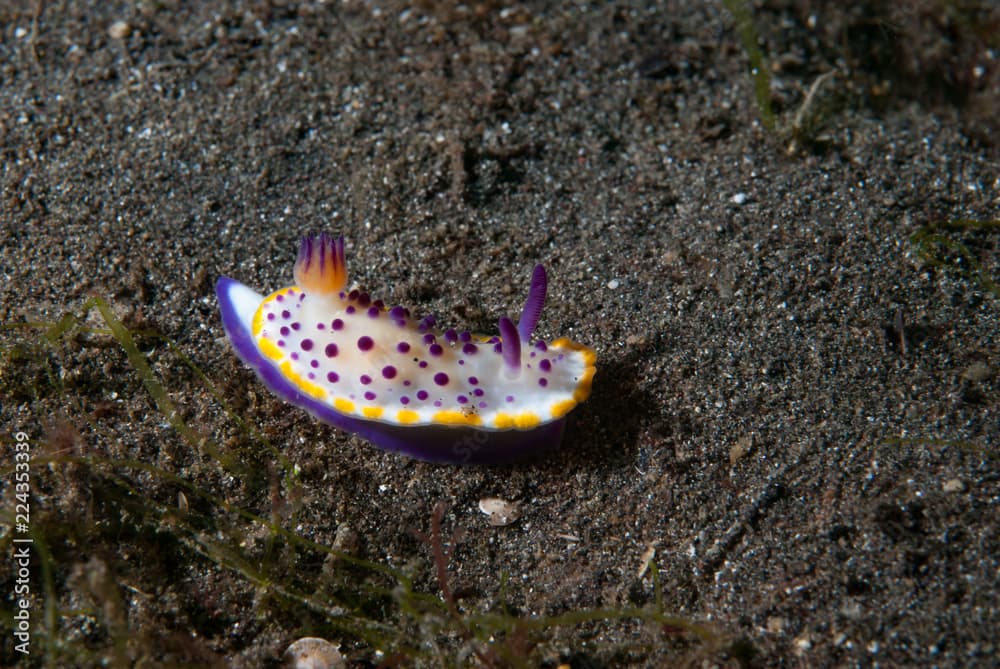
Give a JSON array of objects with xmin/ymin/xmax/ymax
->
[
  {"xmin": 382, "ymin": 365, "xmax": 397, "ymax": 379},
  {"xmin": 367, "ymin": 306, "xmax": 380, "ymax": 318},
  {"xmin": 498, "ymin": 316, "xmax": 521, "ymax": 372},
  {"xmin": 357, "ymin": 336, "xmax": 374, "ymax": 351},
  {"xmin": 396, "ymin": 341, "xmax": 411, "ymax": 353},
  {"xmin": 462, "ymin": 342, "xmax": 477, "ymax": 355},
  {"xmin": 517, "ymin": 264, "xmax": 547, "ymax": 342},
  {"xmin": 325, "ymin": 343, "xmax": 339, "ymax": 357},
  {"xmin": 416, "ymin": 389, "xmax": 429, "ymax": 400},
  {"xmin": 360, "ymin": 375, "xmax": 372, "ymax": 385},
  {"xmin": 444, "ymin": 329, "xmax": 458, "ymax": 342},
  {"xmin": 429, "ymin": 343, "xmax": 443, "ymax": 356},
  {"xmin": 332, "ymin": 318, "xmax": 344, "ymax": 330},
  {"xmin": 434, "ymin": 372, "xmax": 449, "ymax": 386}
]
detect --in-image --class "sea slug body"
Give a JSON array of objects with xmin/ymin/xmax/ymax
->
[{"xmin": 216, "ymin": 233, "xmax": 596, "ymax": 464}]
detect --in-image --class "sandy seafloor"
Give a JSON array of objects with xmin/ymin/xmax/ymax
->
[{"xmin": 1, "ymin": 2, "xmax": 998, "ymax": 667}]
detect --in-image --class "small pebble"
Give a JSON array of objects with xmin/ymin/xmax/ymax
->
[
  {"xmin": 942, "ymin": 479, "xmax": 965, "ymax": 493},
  {"xmin": 478, "ymin": 497, "xmax": 520, "ymax": 526},
  {"xmin": 108, "ymin": 21, "xmax": 132, "ymax": 39},
  {"xmin": 283, "ymin": 637, "xmax": 344, "ymax": 669},
  {"xmin": 606, "ymin": 279, "xmax": 620, "ymax": 290}
]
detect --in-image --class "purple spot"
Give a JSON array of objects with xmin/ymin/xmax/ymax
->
[
  {"xmin": 360, "ymin": 375, "xmax": 372, "ymax": 385},
  {"xmin": 400, "ymin": 396, "xmax": 410, "ymax": 405},
  {"xmin": 301, "ymin": 339, "xmax": 314, "ymax": 351},
  {"xmin": 338, "ymin": 291, "xmax": 345, "ymax": 299},
  {"xmin": 468, "ymin": 376, "xmax": 479, "ymax": 385},
  {"xmin": 266, "ymin": 313, "xmax": 275, "ymax": 321},
  {"xmin": 433, "ymin": 400, "xmax": 443, "ymax": 407},
  {"xmin": 280, "ymin": 326, "xmax": 290, "ymax": 336},
  {"xmin": 281, "ymin": 310, "xmax": 291, "ymax": 319},
  {"xmin": 473, "ymin": 388, "xmax": 484, "ymax": 397},
  {"xmin": 358, "ymin": 293, "xmax": 371, "ymax": 307},
  {"xmin": 364, "ymin": 391, "xmax": 376, "ymax": 401},
  {"xmin": 459, "ymin": 331, "xmax": 471, "ymax": 342},
  {"xmin": 505, "ymin": 395, "xmax": 515, "ymax": 402},
  {"xmin": 434, "ymin": 372, "xmax": 449, "ymax": 386},
  {"xmin": 444, "ymin": 329, "xmax": 458, "ymax": 343},
  {"xmin": 423, "ymin": 333, "xmax": 436, "ymax": 345},
  {"xmin": 327, "ymin": 371, "xmax": 339, "ymax": 383},
  {"xmin": 373, "ymin": 299, "xmax": 385, "ymax": 309},
  {"xmin": 277, "ymin": 340, "xmax": 286, "ymax": 347},
  {"xmin": 540, "ymin": 359, "xmax": 552, "ymax": 372},
  {"xmin": 389, "ymin": 306, "xmax": 405, "ymax": 319},
  {"xmin": 458, "ymin": 360, "xmax": 465, "ymax": 365},
  {"xmin": 332, "ymin": 318, "xmax": 344, "ymax": 330},
  {"xmin": 291, "ymin": 322, "xmax": 301, "ymax": 331},
  {"xmin": 325, "ymin": 343, "xmax": 339, "ymax": 357},
  {"xmin": 418, "ymin": 360, "xmax": 428, "ymax": 368},
  {"xmin": 307, "ymin": 372, "xmax": 315, "ymax": 379},
  {"xmin": 478, "ymin": 401, "xmax": 487, "ymax": 408},
  {"xmin": 299, "ymin": 293, "xmax": 305, "ymax": 301},
  {"xmin": 316, "ymin": 322, "xmax": 325, "ymax": 330},
  {"xmin": 346, "ymin": 305, "xmax": 356, "ymax": 314},
  {"xmin": 367, "ymin": 306, "xmax": 380, "ymax": 318},
  {"xmin": 493, "ymin": 343, "xmax": 503, "ymax": 353},
  {"xmin": 403, "ymin": 380, "xmax": 411, "ymax": 386},
  {"xmin": 538, "ymin": 378, "xmax": 548, "ymax": 387},
  {"xmin": 462, "ymin": 343, "xmax": 477, "ymax": 355},
  {"xmin": 276, "ymin": 294, "xmax": 285, "ymax": 302},
  {"xmin": 310, "ymin": 359, "xmax": 319, "ymax": 368},
  {"xmin": 429, "ymin": 343, "xmax": 443, "ymax": 357},
  {"xmin": 290, "ymin": 352, "xmax": 299, "ymax": 361},
  {"xmin": 416, "ymin": 390, "xmax": 429, "ymax": 401},
  {"xmin": 382, "ymin": 365, "xmax": 397, "ymax": 379},
  {"xmin": 357, "ymin": 336, "xmax": 374, "ymax": 352},
  {"xmin": 530, "ymin": 351, "xmax": 536, "ymax": 358},
  {"xmin": 348, "ymin": 289, "xmax": 359, "ymax": 301},
  {"xmin": 457, "ymin": 395, "xmax": 468, "ymax": 404},
  {"xmin": 396, "ymin": 342, "xmax": 411, "ymax": 353},
  {"xmin": 394, "ymin": 319, "xmax": 407, "ymax": 328}
]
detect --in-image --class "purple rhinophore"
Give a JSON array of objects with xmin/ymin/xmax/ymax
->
[
  {"xmin": 517, "ymin": 264, "xmax": 547, "ymax": 342},
  {"xmin": 498, "ymin": 316, "xmax": 521, "ymax": 371}
]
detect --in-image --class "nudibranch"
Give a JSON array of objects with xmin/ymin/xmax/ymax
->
[{"xmin": 216, "ymin": 233, "xmax": 596, "ymax": 464}]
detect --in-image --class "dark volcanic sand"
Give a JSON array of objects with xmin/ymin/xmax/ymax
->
[{"xmin": 1, "ymin": 2, "xmax": 997, "ymax": 667}]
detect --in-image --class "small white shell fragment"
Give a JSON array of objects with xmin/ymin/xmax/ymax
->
[
  {"xmin": 283, "ymin": 637, "xmax": 344, "ymax": 669},
  {"xmin": 478, "ymin": 497, "xmax": 521, "ymax": 526},
  {"xmin": 108, "ymin": 20, "xmax": 132, "ymax": 39}
]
